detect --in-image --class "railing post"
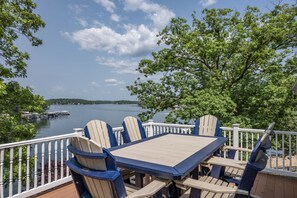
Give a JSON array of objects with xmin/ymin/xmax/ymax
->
[
  {"xmin": 73, "ymin": 128, "xmax": 84, "ymax": 136},
  {"xmin": 147, "ymin": 119, "xmax": 154, "ymax": 137},
  {"xmin": 233, "ymin": 124, "xmax": 240, "ymax": 160}
]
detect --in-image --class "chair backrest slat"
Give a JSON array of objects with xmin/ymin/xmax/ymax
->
[
  {"xmin": 71, "ymin": 137, "xmax": 106, "ymax": 170},
  {"xmin": 84, "ymin": 120, "xmax": 118, "ymax": 148},
  {"xmin": 67, "ymin": 136, "xmax": 127, "ymax": 198},
  {"xmin": 194, "ymin": 115, "xmax": 221, "ymax": 137},
  {"xmin": 84, "ymin": 177, "xmax": 114, "ymax": 198},
  {"xmin": 122, "ymin": 116, "xmax": 146, "ymax": 143}
]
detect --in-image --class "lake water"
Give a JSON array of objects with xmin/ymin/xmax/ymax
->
[{"xmin": 35, "ymin": 104, "xmax": 167, "ymax": 138}]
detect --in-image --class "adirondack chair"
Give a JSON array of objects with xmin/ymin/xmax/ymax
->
[
  {"xmin": 204, "ymin": 122, "xmax": 275, "ymax": 184},
  {"xmin": 193, "ymin": 115, "xmax": 221, "ymax": 137},
  {"xmin": 122, "ymin": 116, "xmax": 147, "ymax": 143},
  {"xmin": 66, "ymin": 136, "xmax": 169, "ymax": 198},
  {"xmin": 193, "ymin": 115, "xmax": 223, "ymax": 175},
  {"xmin": 84, "ymin": 120, "xmax": 118, "ymax": 148},
  {"xmin": 177, "ymin": 124, "xmax": 274, "ymax": 198},
  {"xmin": 84, "ymin": 120, "xmax": 134, "ymax": 181}
]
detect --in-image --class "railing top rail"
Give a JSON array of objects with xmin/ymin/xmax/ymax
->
[
  {"xmin": 0, "ymin": 132, "xmax": 78, "ymax": 149},
  {"xmin": 221, "ymin": 126, "xmax": 297, "ymax": 135}
]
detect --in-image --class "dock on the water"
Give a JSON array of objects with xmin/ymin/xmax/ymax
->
[
  {"xmin": 21, "ymin": 111, "xmax": 70, "ymax": 120},
  {"xmin": 46, "ymin": 111, "xmax": 70, "ymax": 118}
]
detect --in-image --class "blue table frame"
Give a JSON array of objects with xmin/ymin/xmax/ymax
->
[{"xmin": 109, "ymin": 133, "xmax": 226, "ymax": 181}]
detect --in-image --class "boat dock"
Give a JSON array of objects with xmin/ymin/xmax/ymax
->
[
  {"xmin": 46, "ymin": 111, "xmax": 70, "ymax": 118},
  {"xmin": 21, "ymin": 111, "xmax": 70, "ymax": 120}
]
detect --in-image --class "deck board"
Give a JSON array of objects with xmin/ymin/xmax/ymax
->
[{"xmin": 36, "ymin": 173, "xmax": 297, "ymax": 198}]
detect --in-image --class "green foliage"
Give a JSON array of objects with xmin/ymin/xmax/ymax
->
[
  {"xmin": 0, "ymin": 0, "xmax": 47, "ymax": 187},
  {"xmin": 128, "ymin": 3, "xmax": 297, "ymax": 130},
  {"xmin": 0, "ymin": 0, "xmax": 45, "ymax": 79},
  {"xmin": 0, "ymin": 0, "xmax": 47, "ymax": 144}
]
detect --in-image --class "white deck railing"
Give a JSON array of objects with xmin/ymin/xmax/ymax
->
[{"xmin": 0, "ymin": 121, "xmax": 296, "ymax": 197}]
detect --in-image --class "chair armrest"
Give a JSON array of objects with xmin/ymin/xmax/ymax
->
[
  {"xmin": 126, "ymin": 179, "xmax": 170, "ymax": 198},
  {"xmin": 223, "ymin": 146, "xmax": 253, "ymax": 153},
  {"xmin": 182, "ymin": 178, "xmax": 249, "ymax": 195},
  {"xmin": 205, "ymin": 156, "xmax": 246, "ymax": 170}
]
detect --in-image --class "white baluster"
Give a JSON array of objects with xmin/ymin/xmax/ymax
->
[
  {"xmin": 66, "ymin": 139, "xmax": 70, "ymax": 177},
  {"xmin": 60, "ymin": 140, "xmax": 64, "ymax": 179},
  {"xmin": 282, "ymin": 134, "xmax": 285, "ymax": 170},
  {"xmin": 147, "ymin": 120, "xmax": 154, "ymax": 137},
  {"xmin": 54, "ymin": 141, "xmax": 58, "ymax": 181},
  {"xmin": 240, "ymin": 132, "xmax": 243, "ymax": 161},
  {"xmin": 232, "ymin": 124, "xmax": 240, "ymax": 160},
  {"xmin": 0, "ymin": 149, "xmax": 4, "ymax": 198},
  {"xmin": 275, "ymin": 134, "xmax": 278, "ymax": 169},
  {"xmin": 289, "ymin": 135, "xmax": 292, "ymax": 171},
  {"xmin": 48, "ymin": 141, "xmax": 51, "ymax": 183},
  {"xmin": 34, "ymin": 144, "xmax": 38, "ymax": 188},
  {"xmin": 252, "ymin": 133, "xmax": 254, "ymax": 149},
  {"xmin": 41, "ymin": 143, "xmax": 45, "ymax": 185},
  {"xmin": 26, "ymin": 145, "xmax": 30, "ymax": 191},
  {"xmin": 245, "ymin": 132, "xmax": 248, "ymax": 161},
  {"xmin": 9, "ymin": 148, "xmax": 14, "ymax": 197},
  {"xmin": 18, "ymin": 146, "xmax": 22, "ymax": 193}
]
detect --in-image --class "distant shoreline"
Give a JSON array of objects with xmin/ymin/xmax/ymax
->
[{"xmin": 46, "ymin": 98, "xmax": 138, "ymax": 105}]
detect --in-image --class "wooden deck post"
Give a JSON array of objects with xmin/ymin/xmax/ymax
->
[
  {"xmin": 73, "ymin": 128, "xmax": 84, "ymax": 136},
  {"xmin": 147, "ymin": 119, "xmax": 154, "ymax": 137},
  {"xmin": 232, "ymin": 124, "xmax": 240, "ymax": 160}
]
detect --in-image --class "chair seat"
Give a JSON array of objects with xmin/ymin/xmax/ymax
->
[
  {"xmin": 224, "ymin": 167, "xmax": 244, "ymax": 180},
  {"xmin": 179, "ymin": 176, "xmax": 236, "ymax": 198},
  {"xmin": 125, "ymin": 179, "xmax": 169, "ymax": 198}
]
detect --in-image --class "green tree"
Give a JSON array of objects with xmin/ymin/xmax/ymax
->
[
  {"xmin": 128, "ymin": 3, "xmax": 297, "ymax": 130},
  {"xmin": 0, "ymin": 0, "xmax": 46, "ymax": 142},
  {"xmin": 0, "ymin": 0, "xmax": 47, "ymax": 188}
]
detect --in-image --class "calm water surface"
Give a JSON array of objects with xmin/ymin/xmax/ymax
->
[{"xmin": 36, "ymin": 104, "xmax": 167, "ymax": 138}]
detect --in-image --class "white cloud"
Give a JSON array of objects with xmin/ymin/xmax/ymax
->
[
  {"xmin": 94, "ymin": 0, "xmax": 116, "ymax": 13},
  {"xmin": 124, "ymin": 0, "xmax": 175, "ymax": 30},
  {"xmin": 66, "ymin": 0, "xmax": 175, "ymax": 58},
  {"xmin": 200, "ymin": 0, "xmax": 217, "ymax": 7},
  {"xmin": 75, "ymin": 17, "xmax": 88, "ymax": 27},
  {"xmin": 91, "ymin": 81, "xmax": 101, "ymax": 87},
  {"xmin": 96, "ymin": 56, "xmax": 139, "ymax": 74},
  {"xmin": 105, "ymin": 79, "xmax": 125, "ymax": 86},
  {"xmin": 68, "ymin": 4, "xmax": 87, "ymax": 14},
  {"xmin": 110, "ymin": 14, "xmax": 120, "ymax": 22},
  {"xmin": 65, "ymin": 24, "xmax": 158, "ymax": 56}
]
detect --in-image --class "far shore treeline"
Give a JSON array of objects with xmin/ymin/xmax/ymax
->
[{"xmin": 47, "ymin": 98, "xmax": 138, "ymax": 105}]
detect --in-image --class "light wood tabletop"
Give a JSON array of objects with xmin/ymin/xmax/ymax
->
[{"xmin": 109, "ymin": 133, "xmax": 226, "ymax": 180}]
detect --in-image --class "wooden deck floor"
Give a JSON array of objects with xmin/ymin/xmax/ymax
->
[{"xmin": 36, "ymin": 173, "xmax": 297, "ymax": 198}]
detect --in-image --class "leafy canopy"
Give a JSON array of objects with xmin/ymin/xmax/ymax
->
[
  {"xmin": 0, "ymin": 0, "xmax": 47, "ymax": 144},
  {"xmin": 128, "ymin": 3, "xmax": 297, "ymax": 130},
  {"xmin": 0, "ymin": 0, "xmax": 45, "ymax": 79}
]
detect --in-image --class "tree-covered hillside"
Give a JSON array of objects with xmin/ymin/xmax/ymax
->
[{"xmin": 47, "ymin": 98, "xmax": 138, "ymax": 105}]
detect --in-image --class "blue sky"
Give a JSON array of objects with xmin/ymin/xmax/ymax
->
[{"xmin": 16, "ymin": 0, "xmax": 294, "ymax": 100}]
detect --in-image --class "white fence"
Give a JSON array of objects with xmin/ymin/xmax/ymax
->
[{"xmin": 0, "ymin": 122, "xmax": 296, "ymax": 197}]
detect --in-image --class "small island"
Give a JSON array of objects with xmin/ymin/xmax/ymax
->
[{"xmin": 46, "ymin": 98, "xmax": 138, "ymax": 105}]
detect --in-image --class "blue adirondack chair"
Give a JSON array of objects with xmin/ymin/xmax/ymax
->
[
  {"xmin": 193, "ymin": 115, "xmax": 222, "ymax": 137},
  {"xmin": 122, "ymin": 116, "xmax": 147, "ymax": 143},
  {"xmin": 84, "ymin": 120, "xmax": 135, "ymax": 181},
  {"xmin": 84, "ymin": 120, "xmax": 118, "ymax": 148},
  {"xmin": 66, "ymin": 136, "xmax": 169, "ymax": 198},
  {"xmin": 179, "ymin": 123, "xmax": 274, "ymax": 198},
  {"xmin": 193, "ymin": 115, "xmax": 223, "ymax": 175}
]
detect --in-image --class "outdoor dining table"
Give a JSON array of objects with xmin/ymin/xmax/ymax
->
[{"xmin": 109, "ymin": 133, "xmax": 226, "ymax": 194}]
